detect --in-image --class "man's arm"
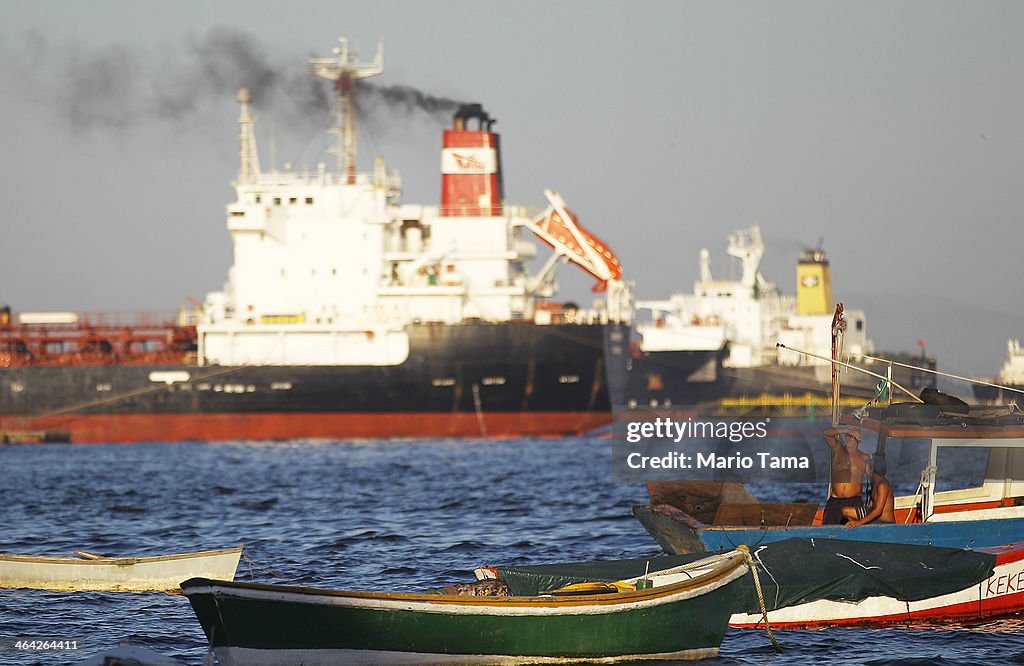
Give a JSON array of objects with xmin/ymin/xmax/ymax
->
[{"xmin": 822, "ymin": 427, "xmax": 845, "ymax": 452}]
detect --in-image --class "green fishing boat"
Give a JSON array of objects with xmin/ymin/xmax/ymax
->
[{"xmin": 182, "ymin": 548, "xmax": 750, "ymax": 665}]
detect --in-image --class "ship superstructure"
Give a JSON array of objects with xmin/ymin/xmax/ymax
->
[
  {"xmin": 625, "ymin": 225, "xmax": 931, "ymax": 409},
  {"xmin": 201, "ymin": 41, "xmax": 628, "ymax": 367},
  {"xmin": 0, "ymin": 38, "xmax": 630, "ymax": 443}
]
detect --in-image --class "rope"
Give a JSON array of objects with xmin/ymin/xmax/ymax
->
[
  {"xmin": 905, "ymin": 465, "xmax": 938, "ymax": 524},
  {"xmin": 851, "ymin": 352, "xmax": 1024, "ymax": 397},
  {"xmin": 740, "ymin": 545, "xmax": 782, "ymax": 654},
  {"xmin": 626, "ymin": 546, "xmax": 781, "ymax": 654},
  {"xmin": 238, "ymin": 553, "xmax": 281, "ymax": 580},
  {"xmin": 471, "ymin": 383, "xmax": 488, "ymax": 437},
  {"xmin": 777, "ymin": 343, "xmax": 923, "ymax": 403},
  {"xmin": 33, "ymin": 364, "xmax": 252, "ymax": 419}
]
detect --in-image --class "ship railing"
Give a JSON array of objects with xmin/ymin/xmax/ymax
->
[
  {"xmin": 532, "ymin": 308, "xmax": 612, "ymax": 325},
  {"xmin": 13, "ymin": 311, "xmax": 183, "ymax": 329}
]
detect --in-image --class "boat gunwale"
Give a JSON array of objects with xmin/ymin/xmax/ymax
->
[
  {"xmin": 183, "ymin": 550, "xmax": 749, "ymax": 611},
  {"xmin": 0, "ymin": 544, "xmax": 243, "ymax": 566}
]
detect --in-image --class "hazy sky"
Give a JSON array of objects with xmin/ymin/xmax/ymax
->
[{"xmin": 1, "ymin": 1, "xmax": 1021, "ymax": 378}]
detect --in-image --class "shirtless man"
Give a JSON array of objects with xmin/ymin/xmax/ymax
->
[
  {"xmin": 821, "ymin": 426, "xmax": 870, "ymax": 525},
  {"xmin": 843, "ymin": 456, "xmax": 896, "ymax": 527}
]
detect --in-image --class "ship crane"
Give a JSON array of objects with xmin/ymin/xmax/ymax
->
[{"xmin": 309, "ymin": 37, "xmax": 384, "ymax": 184}]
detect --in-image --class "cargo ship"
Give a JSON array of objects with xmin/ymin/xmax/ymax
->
[
  {"xmin": 0, "ymin": 39, "xmax": 631, "ymax": 444},
  {"xmin": 624, "ymin": 225, "xmax": 935, "ymax": 411}
]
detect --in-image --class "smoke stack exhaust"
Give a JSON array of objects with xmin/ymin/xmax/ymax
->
[{"xmin": 440, "ymin": 104, "xmax": 503, "ymax": 216}]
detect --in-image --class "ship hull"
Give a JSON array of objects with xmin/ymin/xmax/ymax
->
[
  {"xmin": 973, "ymin": 383, "xmax": 1024, "ymax": 404},
  {"xmin": 0, "ymin": 322, "xmax": 625, "ymax": 443},
  {"xmin": 624, "ymin": 347, "xmax": 733, "ymax": 409},
  {"xmin": 622, "ymin": 347, "xmax": 936, "ymax": 411}
]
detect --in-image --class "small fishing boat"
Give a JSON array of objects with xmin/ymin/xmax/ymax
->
[
  {"xmin": 182, "ymin": 548, "xmax": 750, "ymax": 665},
  {"xmin": 0, "ymin": 545, "xmax": 243, "ymax": 592},
  {"xmin": 634, "ymin": 402, "xmax": 1024, "ymax": 554}
]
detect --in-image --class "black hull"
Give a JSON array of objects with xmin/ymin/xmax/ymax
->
[
  {"xmin": 973, "ymin": 383, "xmax": 1024, "ymax": 404},
  {"xmin": 0, "ymin": 322, "xmax": 627, "ymax": 442},
  {"xmin": 621, "ymin": 347, "xmax": 938, "ymax": 410}
]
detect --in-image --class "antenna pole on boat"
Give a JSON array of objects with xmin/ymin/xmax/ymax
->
[
  {"xmin": 777, "ymin": 343, "xmax": 924, "ymax": 404},
  {"xmin": 831, "ymin": 304, "xmax": 846, "ymax": 426},
  {"xmin": 309, "ymin": 37, "xmax": 384, "ymax": 184}
]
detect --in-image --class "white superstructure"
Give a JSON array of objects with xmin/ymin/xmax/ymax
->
[
  {"xmin": 996, "ymin": 339, "xmax": 1024, "ymax": 385},
  {"xmin": 635, "ymin": 225, "xmax": 872, "ymax": 370},
  {"xmin": 197, "ymin": 39, "xmax": 629, "ymax": 367}
]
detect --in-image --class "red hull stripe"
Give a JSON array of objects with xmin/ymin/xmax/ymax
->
[{"xmin": 5, "ymin": 412, "xmax": 612, "ymax": 444}]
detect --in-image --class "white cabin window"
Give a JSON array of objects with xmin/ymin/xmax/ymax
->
[{"xmin": 305, "ymin": 197, "xmax": 313, "ymax": 205}]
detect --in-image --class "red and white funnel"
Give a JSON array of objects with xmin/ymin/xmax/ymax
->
[{"xmin": 441, "ymin": 104, "xmax": 503, "ymax": 216}]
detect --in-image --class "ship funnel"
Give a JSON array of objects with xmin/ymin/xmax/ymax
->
[
  {"xmin": 796, "ymin": 245, "xmax": 834, "ymax": 315},
  {"xmin": 441, "ymin": 104, "xmax": 503, "ymax": 216}
]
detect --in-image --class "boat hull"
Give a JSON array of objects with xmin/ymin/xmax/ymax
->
[
  {"xmin": 182, "ymin": 552, "xmax": 748, "ymax": 665},
  {"xmin": 634, "ymin": 504, "xmax": 1024, "ymax": 554},
  {"xmin": 0, "ymin": 546, "xmax": 242, "ymax": 592},
  {"xmin": 0, "ymin": 322, "xmax": 625, "ymax": 442},
  {"xmin": 730, "ymin": 541, "xmax": 1024, "ymax": 628}
]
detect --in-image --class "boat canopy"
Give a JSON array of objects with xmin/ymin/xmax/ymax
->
[
  {"xmin": 489, "ymin": 538, "xmax": 994, "ymax": 616},
  {"xmin": 846, "ymin": 403, "xmax": 1024, "ymax": 522}
]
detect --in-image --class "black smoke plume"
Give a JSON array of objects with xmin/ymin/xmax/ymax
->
[{"xmin": 9, "ymin": 28, "xmax": 465, "ymax": 132}]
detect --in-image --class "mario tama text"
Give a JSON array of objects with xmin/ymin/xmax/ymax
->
[{"xmin": 613, "ymin": 414, "xmax": 824, "ymax": 484}]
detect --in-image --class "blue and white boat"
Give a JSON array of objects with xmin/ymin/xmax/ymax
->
[{"xmin": 635, "ymin": 402, "xmax": 1024, "ymax": 554}]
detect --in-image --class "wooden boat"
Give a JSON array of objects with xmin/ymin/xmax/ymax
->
[
  {"xmin": 0, "ymin": 545, "xmax": 243, "ymax": 592},
  {"xmin": 182, "ymin": 548, "xmax": 750, "ymax": 665},
  {"xmin": 634, "ymin": 403, "xmax": 1024, "ymax": 554}
]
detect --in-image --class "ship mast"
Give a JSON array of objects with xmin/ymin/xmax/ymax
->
[{"xmin": 309, "ymin": 37, "xmax": 384, "ymax": 184}]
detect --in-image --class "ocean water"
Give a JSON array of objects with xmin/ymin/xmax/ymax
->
[{"xmin": 1, "ymin": 433, "xmax": 1023, "ymax": 665}]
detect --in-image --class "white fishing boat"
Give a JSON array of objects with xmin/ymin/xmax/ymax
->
[{"xmin": 0, "ymin": 545, "xmax": 242, "ymax": 592}]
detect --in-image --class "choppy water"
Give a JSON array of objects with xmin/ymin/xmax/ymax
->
[{"xmin": 1, "ymin": 431, "xmax": 1023, "ymax": 665}]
